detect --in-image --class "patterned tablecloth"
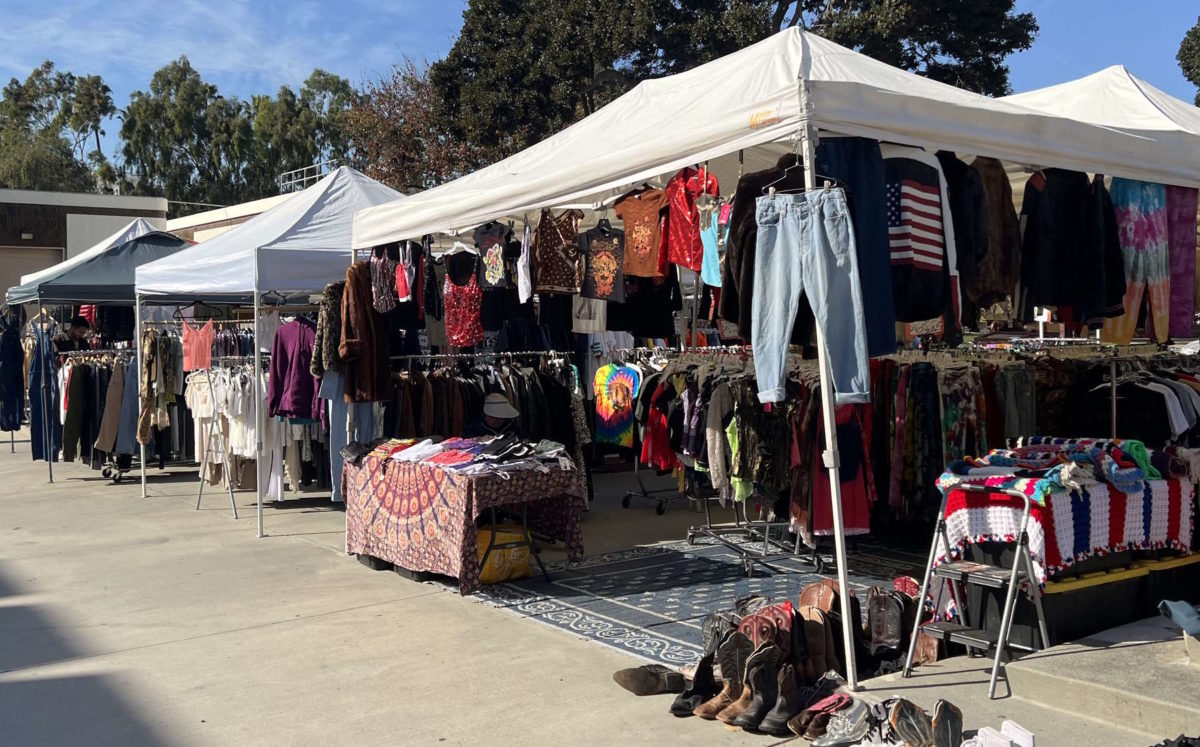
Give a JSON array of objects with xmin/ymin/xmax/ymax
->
[
  {"xmin": 343, "ymin": 450, "xmax": 585, "ymax": 594},
  {"xmin": 935, "ymin": 478, "xmax": 1194, "ymax": 585}
]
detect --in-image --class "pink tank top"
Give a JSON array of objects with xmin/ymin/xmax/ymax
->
[{"xmin": 182, "ymin": 320, "xmax": 214, "ymax": 371}]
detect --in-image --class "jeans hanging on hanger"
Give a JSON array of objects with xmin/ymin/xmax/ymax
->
[{"xmin": 751, "ymin": 190, "xmax": 870, "ymax": 405}]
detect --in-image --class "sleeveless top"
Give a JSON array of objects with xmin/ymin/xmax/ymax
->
[
  {"xmin": 444, "ymin": 272, "xmax": 484, "ymax": 348},
  {"xmin": 182, "ymin": 319, "xmax": 214, "ymax": 371},
  {"xmin": 369, "ymin": 245, "xmax": 400, "ymax": 313}
]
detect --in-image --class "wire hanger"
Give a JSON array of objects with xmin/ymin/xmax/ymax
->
[{"xmin": 445, "ymin": 241, "xmax": 479, "ymax": 256}]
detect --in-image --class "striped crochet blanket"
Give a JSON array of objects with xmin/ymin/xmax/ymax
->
[{"xmin": 935, "ymin": 479, "xmax": 1194, "ymax": 584}]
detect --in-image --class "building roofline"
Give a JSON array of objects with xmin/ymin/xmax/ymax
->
[{"xmin": 0, "ymin": 188, "xmax": 167, "ymax": 212}]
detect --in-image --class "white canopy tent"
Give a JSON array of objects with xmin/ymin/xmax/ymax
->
[
  {"xmin": 1004, "ymin": 65, "xmax": 1200, "ymax": 157},
  {"xmin": 138, "ymin": 166, "xmax": 404, "ymax": 305},
  {"xmin": 349, "ymin": 27, "xmax": 1200, "ymax": 692},
  {"xmin": 353, "ymin": 28, "xmax": 1199, "ymax": 248},
  {"xmin": 134, "ymin": 166, "xmax": 404, "ymax": 537}
]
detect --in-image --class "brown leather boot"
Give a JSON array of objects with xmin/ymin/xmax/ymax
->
[
  {"xmin": 717, "ymin": 641, "xmax": 777, "ymax": 724},
  {"xmin": 694, "ymin": 630, "xmax": 752, "ymax": 719}
]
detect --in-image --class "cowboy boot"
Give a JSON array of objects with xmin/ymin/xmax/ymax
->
[
  {"xmin": 670, "ymin": 652, "xmax": 719, "ymax": 717},
  {"xmin": 733, "ymin": 643, "xmax": 782, "ymax": 730},
  {"xmin": 694, "ymin": 630, "xmax": 752, "ymax": 719},
  {"xmin": 756, "ymin": 663, "xmax": 803, "ymax": 736},
  {"xmin": 717, "ymin": 641, "xmax": 777, "ymax": 725}
]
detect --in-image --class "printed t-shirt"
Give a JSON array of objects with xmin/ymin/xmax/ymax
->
[
  {"xmin": 594, "ymin": 364, "xmax": 641, "ymax": 449},
  {"xmin": 615, "ymin": 189, "xmax": 667, "ymax": 278},
  {"xmin": 473, "ymin": 222, "xmax": 513, "ymax": 289},
  {"xmin": 578, "ymin": 226, "xmax": 626, "ymax": 302}
]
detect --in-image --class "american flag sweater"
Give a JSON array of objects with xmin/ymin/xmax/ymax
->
[{"xmin": 880, "ymin": 144, "xmax": 960, "ymax": 326}]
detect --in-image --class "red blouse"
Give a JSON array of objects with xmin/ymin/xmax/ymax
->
[{"xmin": 664, "ymin": 167, "xmax": 720, "ymax": 272}]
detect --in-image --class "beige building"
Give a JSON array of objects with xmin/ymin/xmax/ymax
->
[
  {"xmin": 166, "ymin": 193, "xmax": 291, "ymax": 243},
  {"xmin": 0, "ymin": 188, "xmax": 167, "ymax": 299}
]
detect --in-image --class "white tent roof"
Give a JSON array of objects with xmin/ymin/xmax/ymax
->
[
  {"xmin": 16, "ymin": 218, "xmax": 158, "ymax": 290},
  {"xmin": 353, "ymin": 28, "xmax": 1200, "ymax": 246},
  {"xmin": 137, "ymin": 166, "xmax": 403, "ymax": 304},
  {"xmin": 1004, "ymin": 65, "xmax": 1200, "ymax": 159}
]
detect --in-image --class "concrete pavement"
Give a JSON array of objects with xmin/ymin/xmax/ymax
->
[{"xmin": 0, "ymin": 428, "xmax": 1171, "ymax": 745}]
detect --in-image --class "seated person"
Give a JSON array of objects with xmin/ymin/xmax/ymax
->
[{"xmin": 464, "ymin": 393, "xmax": 523, "ymax": 439}]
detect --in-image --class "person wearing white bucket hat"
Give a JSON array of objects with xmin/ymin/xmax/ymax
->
[{"xmin": 465, "ymin": 393, "xmax": 523, "ymax": 438}]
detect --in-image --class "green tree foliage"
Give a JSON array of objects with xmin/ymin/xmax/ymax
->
[
  {"xmin": 427, "ymin": 0, "xmax": 1036, "ymax": 162},
  {"xmin": 120, "ymin": 57, "xmax": 354, "ymax": 215},
  {"xmin": 0, "ymin": 61, "xmax": 100, "ymax": 191},
  {"xmin": 1179, "ymin": 15, "xmax": 1200, "ymax": 106}
]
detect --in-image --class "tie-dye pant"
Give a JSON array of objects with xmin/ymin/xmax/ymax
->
[{"xmin": 1102, "ymin": 178, "xmax": 1170, "ymax": 344}]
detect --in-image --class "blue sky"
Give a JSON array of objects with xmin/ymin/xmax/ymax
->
[{"xmin": 0, "ymin": 0, "xmax": 1195, "ymax": 160}]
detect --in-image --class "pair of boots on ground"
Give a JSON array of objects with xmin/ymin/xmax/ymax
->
[{"xmin": 679, "ymin": 600, "xmax": 846, "ymax": 736}]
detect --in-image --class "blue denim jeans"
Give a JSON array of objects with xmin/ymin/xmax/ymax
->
[
  {"xmin": 319, "ymin": 371, "xmax": 374, "ymax": 503},
  {"xmin": 752, "ymin": 190, "xmax": 870, "ymax": 404}
]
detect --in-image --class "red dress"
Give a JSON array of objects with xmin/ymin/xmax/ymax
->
[
  {"xmin": 443, "ymin": 272, "xmax": 484, "ymax": 347},
  {"xmin": 811, "ymin": 405, "xmax": 872, "ymax": 536}
]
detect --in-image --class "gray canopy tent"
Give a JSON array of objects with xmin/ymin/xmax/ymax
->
[{"xmin": 5, "ymin": 227, "xmax": 190, "ymax": 484}]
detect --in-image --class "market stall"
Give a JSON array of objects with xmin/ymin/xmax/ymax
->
[
  {"xmin": 352, "ymin": 27, "xmax": 1200, "ymax": 691},
  {"xmin": 3, "ymin": 220, "xmax": 192, "ymax": 483},
  {"xmin": 134, "ymin": 166, "xmax": 404, "ymax": 536}
]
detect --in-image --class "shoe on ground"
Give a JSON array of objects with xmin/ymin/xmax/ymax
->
[
  {"xmin": 694, "ymin": 630, "xmax": 752, "ymax": 719},
  {"xmin": 756, "ymin": 662, "xmax": 802, "ymax": 736},
  {"xmin": 733, "ymin": 643, "xmax": 782, "ymax": 731},
  {"xmin": 932, "ymin": 699, "xmax": 963, "ymax": 747},
  {"xmin": 611, "ymin": 664, "xmax": 685, "ymax": 696},
  {"xmin": 670, "ymin": 653, "xmax": 719, "ymax": 717},
  {"xmin": 1000, "ymin": 720, "xmax": 1035, "ymax": 747},
  {"xmin": 889, "ymin": 698, "xmax": 934, "ymax": 746},
  {"xmin": 811, "ymin": 699, "xmax": 872, "ymax": 746}
]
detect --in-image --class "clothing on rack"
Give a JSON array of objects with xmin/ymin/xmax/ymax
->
[
  {"xmin": 310, "ymin": 280, "xmax": 345, "ymax": 379},
  {"xmin": 664, "ymin": 166, "xmax": 719, "ymax": 272},
  {"xmin": 0, "ymin": 311, "xmax": 24, "ymax": 431},
  {"xmin": 533, "ymin": 208, "xmax": 585, "ymax": 294},
  {"xmin": 1103, "ymin": 178, "xmax": 1170, "ymax": 343},
  {"xmin": 28, "ymin": 328, "xmax": 61, "ymax": 462},
  {"xmin": 1166, "ymin": 185, "xmax": 1199, "ymax": 338},
  {"xmin": 880, "ymin": 143, "xmax": 960, "ymax": 328},
  {"xmin": 340, "ymin": 261, "xmax": 389, "ymax": 403},
  {"xmin": 615, "ymin": 189, "xmax": 668, "ymax": 279},
  {"xmin": 182, "ymin": 319, "xmax": 214, "ymax": 371}
]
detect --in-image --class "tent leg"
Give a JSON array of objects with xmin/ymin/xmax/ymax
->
[
  {"xmin": 136, "ymin": 294, "xmax": 147, "ymax": 498},
  {"xmin": 801, "ymin": 123, "xmax": 859, "ymax": 691},
  {"xmin": 254, "ymin": 288, "xmax": 264, "ymax": 538},
  {"xmin": 38, "ymin": 291, "xmax": 53, "ymax": 483}
]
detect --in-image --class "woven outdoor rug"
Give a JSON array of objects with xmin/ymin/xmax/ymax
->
[{"xmin": 469, "ymin": 537, "xmax": 924, "ymax": 667}]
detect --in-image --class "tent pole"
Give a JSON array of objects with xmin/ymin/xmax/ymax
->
[
  {"xmin": 136, "ymin": 294, "xmax": 147, "ymax": 498},
  {"xmin": 38, "ymin": 291, "xmax": 53, "ymax": 483},
  {"xmin": 254, "ymin": 256, "xmax": 265, "ymax": 538},
  {"xmin": 800, "ymin": 122, "xmax": 860, "ymax": 691}
]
